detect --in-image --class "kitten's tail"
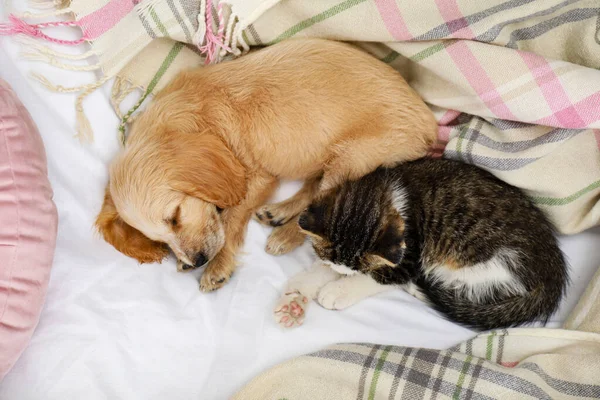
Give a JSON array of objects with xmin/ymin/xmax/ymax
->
[{"xmin": 427, "ymin": 283, "xmax": 566, "ymax": 331}]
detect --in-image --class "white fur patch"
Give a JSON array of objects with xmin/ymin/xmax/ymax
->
[
  {"xmin": 317, "ymin": 273, "xmax": 392, "ymax": 310},
  {"xmin": 404, "ymin": 282, "xmax": 429, "ymax": 303},
  {"xmin": 286, "ymin": 261, "xmax": 341, "ymax": 300},
  {"xmin": 324, "ymin": 261, "xmax": 357, "ymax": 276},
  {"xmin": 424, "ymin": 249, "xmax": 526, "ymax": 303},
  {"xmin": 390, "ymin": 185, "xmax": 408, "ymax": 218}
]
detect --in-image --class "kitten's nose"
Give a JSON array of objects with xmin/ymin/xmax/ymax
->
[{"xmin": 194, "ymin": 253, "xmax": 207, "ymax": 268}]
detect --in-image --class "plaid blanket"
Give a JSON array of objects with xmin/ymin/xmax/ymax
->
[
  {"xmin": 1, "ymin": 0, "xmax": 599, "ymax": 234},
  {"xmin": 234, "ymin": 265, "xmax": 600, "ymax": 400}
]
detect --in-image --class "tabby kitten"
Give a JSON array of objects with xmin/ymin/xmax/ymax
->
[{"xmin": 277, "ymin": 158, "xmax": 568, "ymax": 330}]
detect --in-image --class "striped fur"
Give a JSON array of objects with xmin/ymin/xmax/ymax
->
[{"xmin": 299, "ymin": 158, "xmax": 569, "ymax": 330}]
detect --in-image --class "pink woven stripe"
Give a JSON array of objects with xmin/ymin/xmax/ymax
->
[
  {"xmin": 446, "ymin": 41, "xmax": 516, "ymax": 119},
  {"xmin": 435, "ymin": 0, "xmax": 474, "ymax": 39},
  {"xmin": 438, "ymin": 125, "xmax": 452, "ymax": 143},
  {"xmin": 437, "ymin": 110, "xmax": 461, "ymax": 144},
  {"xmin": 535, "ymin": 91, "xmax": 600, "ymax": 128},
  {"xmin": 438, "ymin": 109, "xmax": 461, "ymax": 125},
  {"xmin": 520, "ymin": 51, "xmax": 585, "ymax": 128},
  {"xmin": 78, "ymin": 0, "xmax": 136, "ymax": 40},
  {"xmin": 374, "ymin": 0, "xmax": 413, "ymax": 40}
]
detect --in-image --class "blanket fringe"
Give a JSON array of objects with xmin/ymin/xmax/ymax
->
[
  {"xmin": 28, "ymin": 0, "xmax": 70, "ymax": 10},
  {"xmin": 19, "ymin": 7, "xmax": 73, "ymax": 19},
  {"xmin": 21, "ymin": 51, "xmax": 101, "ymax": 71},
  {"xmin": 134, "ymin": 0, "xmax": 163, "ymax": 19},
  {"xmin": 75, "ymin": 77, "xmax": 110, "ymax": 143},
  {"xmin": 110, "ymin": 77, "xmax": 137, "ymax": 120},
  {"xmin": 31, "ymin": 73, "xmax": 109, "ymax": 142},
  {"xmin": 0, "ymin": 14, "xmax": 85, "ymax": 46},
  {"xmin": 197, "ymin": 0, "xmax": 231, "ymax": 64},
  {"xmin": 15, "ymin": 36, "xmax": 99, "ymax": 60},
  {"xmin": 232, "ymin": 18, "xmax": 249, "ymax": 54},
  {"xmin": 118, "ymin": 91, "xmax": 148, "ymax": 145}
]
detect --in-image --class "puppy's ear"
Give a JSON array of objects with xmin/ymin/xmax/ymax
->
[
  {"xmin": 95, "ymin": 187, "xmax": 169, "ymax": 263},
  {"xmin": 170, "ymin": 134, "xmax": 247, "ymax": 209}
]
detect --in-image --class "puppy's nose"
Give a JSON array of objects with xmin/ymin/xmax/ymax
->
[{"xmin": 194, "ymin": 253, "xmax": 207, "ymax": 268}]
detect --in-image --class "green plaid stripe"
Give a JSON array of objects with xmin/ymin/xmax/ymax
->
[
  {"xmin": 368, "ymin": 346, "xmax": 392, "ymax": 400},
  {"xmin": 532, "ymin": 179, "xmax": 600, "ymax": 206},
  {"xmin": 267, "ymin": 0, "xmax": 367, "ymax": 45},
  {"xmin": 119, "ymin": 42, "xmax": 184, "ymax": 142},
  {"xmin": 308, "ymin": 342, "xmax": 600, "ymax": 399}
]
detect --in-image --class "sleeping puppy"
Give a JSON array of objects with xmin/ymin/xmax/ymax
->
[{"xmin": 96, "ymin": 38, "xmax": 437, "ymax": 292}]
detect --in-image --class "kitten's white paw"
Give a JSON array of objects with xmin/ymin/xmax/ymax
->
[
  {"xmin": 274, "ymin": 291, "xmax": 309, "ymax": 328},
  {"xmin": 317, "ymin": 280, "xmax": 361, "ymax": 310}
]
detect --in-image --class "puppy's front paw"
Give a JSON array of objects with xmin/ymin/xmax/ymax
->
[
  {"xmin": 317, "ymin": 280, "xmax": 360, "ymax": 310},
  {"xmin": 254, "ymin": 203, "xmax": 293, "ymax": 227},
  {"xmin": 274, "ymin": 291, "xmax": 309, "ymax": 328},
  {"xmin": 265, "ymin": 222, "xmax": 305, "ymax": 255},
  {"xmin": 177, "ymin": 259, "xmax": 197, "ymax": 272},
  {"xmin": 199, "ymin": 265, "xmax": 232, "ymax": 292}
]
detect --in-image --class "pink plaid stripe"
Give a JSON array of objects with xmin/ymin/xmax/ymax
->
[
  {"xmin": 446, "ymin": 42, "xmax": 517, "ymax": 119},
  {"xmin": 374, "ymin": 0, "xmax": 413, "ymax": 40},
  {"xmin": 438, "ymin": 125, "xmax": 452, "ymax": 143},
  {"xmin": 437, "ymin": 109, "xmax": 461, "ymax": 146},
  {"xmin": 536, "ymin": 92, "xmax": 600, "ymax": 128},
  {"xmin": 520, "ymin": 51, "xmax": 585, "ymax": 129},
  {"xmin": 438, "ymin": 109, "xmax": 462, "ymax": 125},
  {"xmin": 78, "ymin": 0, "xmax": 135, "ymax": 40},
  {"xmin": 435, "ymin": 0, "xmax": 474, "ymax": 39}
]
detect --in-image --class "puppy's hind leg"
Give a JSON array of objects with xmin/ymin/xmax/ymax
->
[
  {"xmin": 255, "ymin": 176, "xmax": 321, "ymax": 227},
  {"xmin": 320, "ymin": 132, "xmax": 434, "ymax": 192}
]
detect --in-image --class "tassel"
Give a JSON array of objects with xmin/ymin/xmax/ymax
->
[
  {"xmin": 20, "ymin": 8, "xmax": 73, "ymax": 20},
  {"xmin": 75, "ymin": 102, "xmax": 94, "ymax": 143},
  {"xmin": 73, "ymin": 77, "xmax": 111, "ymax": 143},
  {"xmin": 198, "ymin": 0, "xmax": 231, "ymax": 65},
  {"xmin": 29, "ymin": 72, "xmax": 109, "ymax": 142},
  {"xmin": 134, "ymin": 0, "xmax": 164, "ymax": 19},
  {"xmin": 110, "ymin": 77, "xmax": 136, "ymax": 120},
  {"xmin": 29, "ymin": 0, "xmax": 71, "ymax": 10},
  {"xmin": 21, "ymin": 51, "xmax": 101, "ymax": 71},
  {"xmin": 0, "ymin": 14, "xmax": 85, "ymax": 46},
  {"xmin": 16, "ymin": 36, "xmax": 98, "ymax": 60}
]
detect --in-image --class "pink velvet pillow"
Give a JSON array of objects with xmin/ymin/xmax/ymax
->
[{"xmin": 0, "ymin": 79, "xmax": 57, "ymax": 379}]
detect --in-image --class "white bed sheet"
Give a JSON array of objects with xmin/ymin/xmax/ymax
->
[{"xmin": 1, "ymin": 33, "xmax": 600, "ymax": 400}]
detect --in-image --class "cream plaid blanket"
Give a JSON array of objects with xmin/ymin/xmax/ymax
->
[
  {"xmin": 234, "ymin": 265, "xmax": 600, "ymax": 399},
  {"xmin": 1, "ymin": 0, "xmax": 599, "ymax": 235}
]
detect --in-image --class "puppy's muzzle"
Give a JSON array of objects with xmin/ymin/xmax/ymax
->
[{"xmin": 181, "ymin": 252, "xmax": 208, "ymax": 270}]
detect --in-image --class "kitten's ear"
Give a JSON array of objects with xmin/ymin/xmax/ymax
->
[
  {"xmin": 298, "ymin": 204, "xmax": 326, "ymax": 239},
  {"xmin": 373, "ymin": 210, "xmax": 406, "ymax": 266}
]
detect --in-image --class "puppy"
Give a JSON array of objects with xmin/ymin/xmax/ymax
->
[{"xmin": 96, "ymin": 38, "xmax": 437, "ymax": 292}]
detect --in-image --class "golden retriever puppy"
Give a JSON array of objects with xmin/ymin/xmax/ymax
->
[{"xmin": 96, "ymin": 38, "xmax": 437, "ymax": 292}]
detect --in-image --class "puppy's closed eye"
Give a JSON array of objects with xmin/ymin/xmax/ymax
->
[{"xmin": 166, "ymin": 205, "xmax": 181, "ymax": 228}]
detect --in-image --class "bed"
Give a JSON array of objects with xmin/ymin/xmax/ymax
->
[{"xmin": 2, "ymin": 16, "xmax": 600, "ymax": 400}]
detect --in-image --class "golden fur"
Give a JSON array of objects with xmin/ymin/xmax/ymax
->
[{"xmin": 96, "ymin": 38, "xmax": 437, "ymax": 291}]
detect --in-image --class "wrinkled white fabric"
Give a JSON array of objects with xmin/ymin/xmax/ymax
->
[{"xmin": 1, "ymin": 28, "xmax": 600, "ymax": 400}]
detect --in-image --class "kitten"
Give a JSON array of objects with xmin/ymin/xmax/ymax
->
[{"xmin": 274, "ymin": 158, "xmax": 568, "ymax": 330}]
